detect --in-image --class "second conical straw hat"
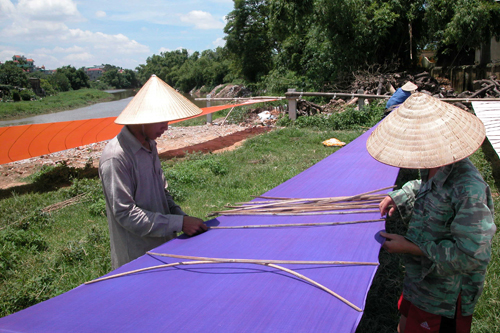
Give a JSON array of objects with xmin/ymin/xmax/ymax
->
[
  {"xmin": 366, "ymin": 92, "xmax": 485, "ymax": 169},
  {"xmin": 115, "ymin": 74, "xmax": 202, "ymax": 125}
]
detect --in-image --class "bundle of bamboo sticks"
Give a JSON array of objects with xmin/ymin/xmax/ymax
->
[{"xmin": 208, "ymin": 186, "xmax": 394, "ymax": 217}]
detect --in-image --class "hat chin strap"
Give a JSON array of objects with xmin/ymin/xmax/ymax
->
[{"xmin": 141, "ymin": 124, "xmax": 151, "ymax": 142}]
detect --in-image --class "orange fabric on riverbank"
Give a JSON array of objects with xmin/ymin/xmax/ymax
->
[{"xmin": 0, "ymin": 99, "xmax": 276, "ymax": 165}]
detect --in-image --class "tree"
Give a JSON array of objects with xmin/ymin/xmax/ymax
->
[
  {"xmin": 56, "ymin": 66, "xmax": 90, "ymax": 90},
  {"xmin": 48, "ymin": 72, "xmax": 71, "ymax": 92},
  {"xmin": 224, "ymin": 0, "xmax": 274, "ymax": 82},
  {"xmin": 423, "ymin": 0, "xmax": 500, "ymax": 66},
  {"xmin": 0, "ymin": 61, "xmax": 29, "ymax": 87}
]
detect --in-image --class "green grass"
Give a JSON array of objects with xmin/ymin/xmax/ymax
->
[
  {"xmin": 0, "ymin": 110, "xmax": 498, "ymax": 332},
  {"xmin": 0, "ymin": 89, "xmax": 113, "ymax": 120}
]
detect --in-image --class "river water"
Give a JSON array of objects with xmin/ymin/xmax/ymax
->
[{"xmin": 0, "ymin": 89, "xmax": 213, "ymax": 127}]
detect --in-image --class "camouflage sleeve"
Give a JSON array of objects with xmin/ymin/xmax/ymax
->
[
  {"xmin": 417, "ymin": 196, "xmax": 496, "ymax": 277},
  {"xmin": 389, "ymin": 180, "xmax": 421, "ymax": 223}
]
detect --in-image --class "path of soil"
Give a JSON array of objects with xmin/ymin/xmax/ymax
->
[{"xmin": 0, "ymin": 124, "xmax": 272, "ymax": 197}]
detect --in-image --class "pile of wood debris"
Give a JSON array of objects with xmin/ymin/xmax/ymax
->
[{"xmin": 296, "ymin": 71, "xmax": 500, "ymax": 116}]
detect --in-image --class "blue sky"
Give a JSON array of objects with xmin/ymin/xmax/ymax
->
[{"xmin": 0, "ymin": 0, "xmax": 234, "ymax": 70}]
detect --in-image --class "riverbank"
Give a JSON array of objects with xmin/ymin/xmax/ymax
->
[{"xmin": 0, "ymin": 89, "xmax": 114, "ymax": 121}]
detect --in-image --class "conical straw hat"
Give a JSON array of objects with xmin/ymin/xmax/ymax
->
[
  {"xmin": 115, "ymin": 74, "xmax": 202, "ymax": 125},
  {"xmin": 366, "ymin": 92, "xmax": 485, "ymax": 169},
  {"xmin": 401, "ymin": 81, "xmax": 418, "ymax": 92}
]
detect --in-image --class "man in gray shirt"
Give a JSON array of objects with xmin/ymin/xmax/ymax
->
[{"xmin": 99, "ymin": 75, "xmax": 207, "ymax": 269}]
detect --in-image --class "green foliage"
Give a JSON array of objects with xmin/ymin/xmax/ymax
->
[
  {"xmin": 55, "ymin": 66, "xmax": 90, "ymax": 91},
  {"xmin": 136, "ymin": 48, "xmax": 229, "ymax": 93},
  {"xmin": 12, "ymin": 91, "xmax": 21, "ymax": 102},
  {"xmin": 90, "ymin": 80, "xmax": 111, "ymax": 90},
  {"xmin": 48, "ymin": 72, "xmax": 71, "ymax": 92},
  {"xmin": 20, "ymin": 90, "xmax": 33, "ymax": 101},
  {"xmin": 0, "ymin": 89, "xmax": 113, "ymax": 120},
  {"xmin": 39, "ymin": 78, "xmax": 57, "ymax": 96},
  {"xmin": 0, "ymin": 61, "xmax": 29, "ymax": 87},
  {"xmin": 0, "ymin": 175, "xmax": 110, "ymax": 317},
  {"xmin": 67, "ymin": 178, "xmax": 106, "ymax": 217},
  {"xmin": 101, "ymin": 69, "xmax": 140, "ymax": 89},
  {"xmin": 277, "ymin": 104, "xmax": 384, "ymax": 131},
  {"xmin": 224, "ymin": 0, "xmax": 273, "ymax": 83},
  {"xmin": 424, "ymin": 0, "xmax": 500, "ymax": 65}
]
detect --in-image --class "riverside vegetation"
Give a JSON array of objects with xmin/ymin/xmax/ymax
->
[
  {"xmin": 0, "ymin": 104, "xmax": 499, "ymax": 332},
  {"xmin": 0, "ymin": 89, "xmax": 113, "ymax": 121}
]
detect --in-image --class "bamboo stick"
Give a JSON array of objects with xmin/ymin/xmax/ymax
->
[
  {"xmin": 252, "ymin": 186, "xmax": 395, "ymax": 201},
  {"xmin": 209, "ymin": 186, "xmax": 393, "ymax": 217},
  {"xmin": 237, "ymin": 187, "xmax": 393, "ymax": 210},
  {"xmin": 216, "ymin": 203, "xmax": 379, "ymax": 215},
  {"xmin": 234, "ymin": 194, "xmax": 385, "ymax": 205},
  {"xmin": 265, "ymin": 264, "xmax": 363, "ymax": 312},
  {"xmin": 262, "ymin": 262, "xmax": 362, "ymax": 311},
  {"xmin": 85, "ymin": 260, "xmax": 214, "ymax": 284},
  {"xmin": 147, "ymin": 252, "xmax": 379, "ymax": 266},
  {"xmin": 212, "ymin": 209, "xmax": 379, "ymax": 216},
  {"xmin": 209, "ymin": 218, "xmax": 384, "ymax": 229},
  {"xmin": 229, "ymin": 198, "xmax": 382, "ymax": 209},
  {"xmin": 86, "ymin": 257, "xmax": 365, "ymax": 312}
]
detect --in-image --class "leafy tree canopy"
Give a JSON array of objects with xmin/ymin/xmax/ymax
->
[{"xmin": 0, "ymin": 61, "xmax": 29, "ymax": 87}]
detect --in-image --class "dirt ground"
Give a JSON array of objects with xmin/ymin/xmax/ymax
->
[{"xmin": 0, "ymin": 122, "xmax": 272, "ymax": 190}]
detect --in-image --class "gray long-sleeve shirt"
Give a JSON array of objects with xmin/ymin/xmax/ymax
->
[{"xmin": 99, "ymin": 126, "xmax": 185, "ymax": 269}]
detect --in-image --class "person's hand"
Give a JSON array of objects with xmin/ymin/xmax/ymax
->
[
  {"xmin": 379, "ymin": 196, "xmax": 396, "ymax": 217},
  {"xmin": 380, "ymin": 232, "xmax": 423, "ymax": 255},
  {"xmin": 182, "ymin": 216, "xmax": 208, "ymax": 236}
]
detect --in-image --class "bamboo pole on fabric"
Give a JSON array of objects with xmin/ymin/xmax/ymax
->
[
  {"xmin": 209, "ymin": 218, "xmax": 385, "ymax": 229},
  {"xmin": 85, "ymin": 260, "xmax": 215, "ymax": 284},
  {"xmin": 208, "ymin": 186, "xmax": 394, "ymax": 216},
  {"xmin": 215, "ymin": 203, "xmax": 380, "ymax": 215},
  {"xmin": 262, "ymin": 262, "xmax": 362, "ymax": 311},
  {"xmin": 243, "ymin": 186, "xmax": 394, "ymax": 208},
  {"xmin": 86, "ymin": 254, "xmax": 375, "ymax": 311},
  {"xmin": 212, "ymin": 209, "xmax": 380, "ymax": 216},
  {"xmin": 147, "ymin": 252, "xmax": 379, "ymax": 266},
  {"xmin": 234, "ymin": 194, "xmax": 385, "ymax": 205},
  {"xmin": 226, "ymin": 199, "xmax": 382, "ymax": 210}
]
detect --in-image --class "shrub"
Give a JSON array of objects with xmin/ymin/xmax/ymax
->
[
  {"xmin": 20, "ymin": 90, "xmax": 32, "ymax": 101},
  {"xmin": 12, "ymin": 91, "xmax": 21, "ymax": 101}
]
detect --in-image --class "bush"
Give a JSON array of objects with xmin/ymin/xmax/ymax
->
[
  {"xmin": 20, "ymin": 90, "xmax": 33, "ymax": 101},
  {"xmin": 12, "ymin": 91, "xmax": 20, "ymax": 101},
  {"xmin": 277, "ymin": 103, "xmax": 385, "ymax": 131}
]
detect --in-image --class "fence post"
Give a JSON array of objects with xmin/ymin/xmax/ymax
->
[
  {"xmin": 287, "ymin": 88, "xmax": 297, "ymax": 120},
  {"xmin": 206, "ymin": 99, "xmax": 212, "ymax": 123},
  {"xmin": 357, "ymin": 89, "xmax": 365, "ymax": 110}
]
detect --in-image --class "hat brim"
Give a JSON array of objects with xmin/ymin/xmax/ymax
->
[{"xmin": 366, "ymin": 93, "xmax": 485, "ymax": 168}]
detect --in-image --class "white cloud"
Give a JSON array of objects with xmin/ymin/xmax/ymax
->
[
  {"xmin": 63, "ymin": 52, "xmax": 95, "ymax": 64},
  {"xmin": 180, "ymin": 10, "xmax": 225, "ymax": 30},
  {"xmin": 0, "ymin": 0, "xmax": 15, "ymax": 18},
  {"xmin": 95, "ymin": 10, "xmax": 106, "ymax": 18},
  {"xmin": 35, "ymin": 46, "xmax": 86, "ymax": 54},
  {"xmin": 2, "ymin": 20, "xmax": 69, "ymax": 39},
  {"xmin": 17, "ymin": 0, "xmax": 83, "ymax": 21},
  {"xmin": 158, "ymin": 47, "xmax": 171, "ymax": 53},
  {"xmin": 213, "ymin": 37, "xmax": 225, "ymax": 48},
  {"xmin": 0, "ymin": 46, "xmax": 21, "ymax": 63}
]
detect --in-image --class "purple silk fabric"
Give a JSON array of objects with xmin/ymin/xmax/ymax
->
[{"xmin": 0, "ymin": 126, "xmax": 399, "ymax": 333}]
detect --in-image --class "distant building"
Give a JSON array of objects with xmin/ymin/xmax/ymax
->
[
  {"xmin": 85, "ymin": 66, "xmax": 105, "ymax": 81},
  {"xmin": 12, "ymin": 55, "xmax": 47, "ymax": 73}
]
